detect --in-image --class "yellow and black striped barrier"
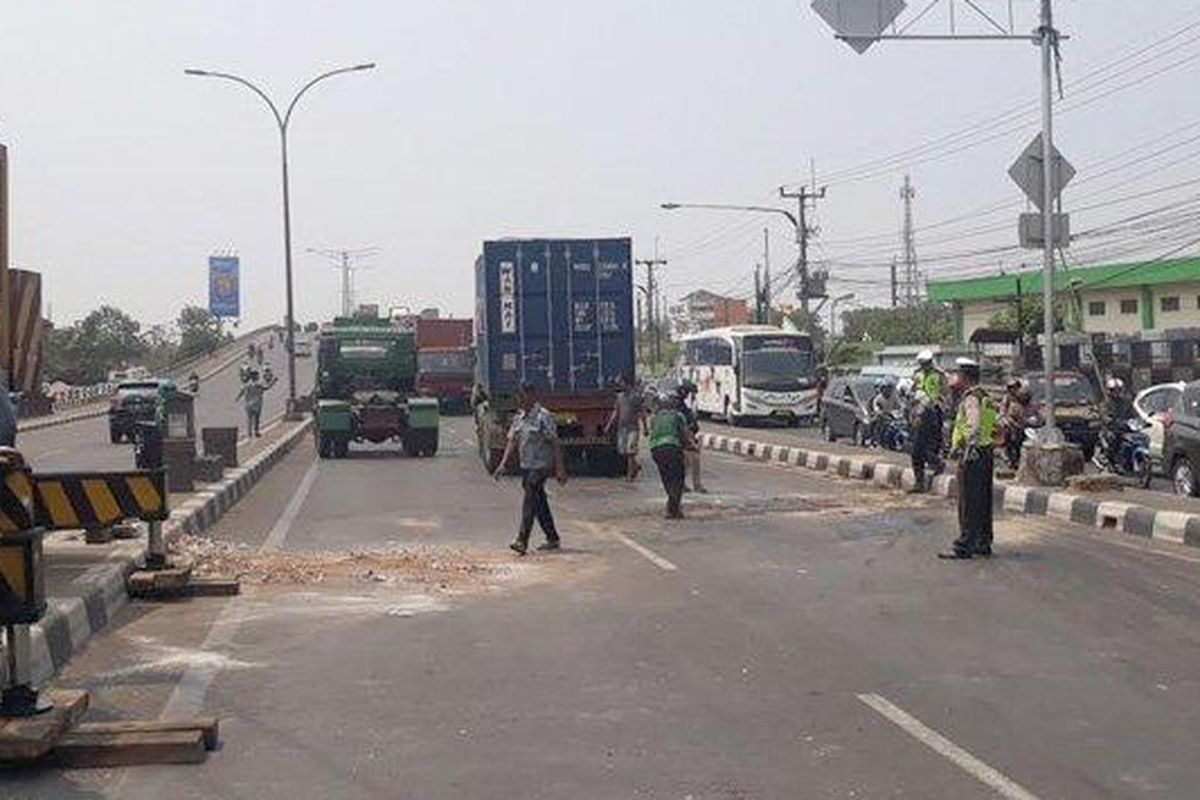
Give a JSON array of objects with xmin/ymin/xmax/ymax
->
[{"xmin": 26, "ymin": 469, "xmax": 170, "ymax": 530}]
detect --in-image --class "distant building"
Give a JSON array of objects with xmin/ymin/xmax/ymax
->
[
  {"xmin": 668, "ymin": 290, "xmax": 750, "ymax": 338},
  {"xmin": 927, "ymin": 258, "xmax": 1200, "ymax": 343}
]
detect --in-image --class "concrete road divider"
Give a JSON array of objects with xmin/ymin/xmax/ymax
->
[
  {"xmin": 699, "ymin": 431, "xmax": 1200, "ymax": 549},
  {"xmin": 0, "ymin": 418, "xmax": 313, "ymax": 687}
]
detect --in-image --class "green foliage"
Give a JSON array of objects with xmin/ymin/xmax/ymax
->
[
  {"xmin": 827, "ymin": 340, "xmax": 879, "ymax": 368},
  {"xmin": 841, "ymin": 305, "xmax": 954, "ymax": 346},
  {"xmin": 44, "ymin": 305, "xmax": 147, "ymax": 384},
  {"xmin": 774, "ymin": 308, "xmax": 827, "ymax": 355},
  {"xmin": 177, "ymin": 306, "xmax": 233, "ymax": 360}
]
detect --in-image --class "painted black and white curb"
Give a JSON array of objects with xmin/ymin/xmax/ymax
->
[
  {"xmin": 699, "ymin": 432, "xmax": 1200, "ymax": 549},
  {"xmin": 0, "ymin": 418, "xmax": 314, "ymax": 686}
]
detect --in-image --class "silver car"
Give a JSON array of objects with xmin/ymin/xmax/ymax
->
[{"xmin": 1133, "ymin": 381, "xmax": 1187, "ymax": 472}]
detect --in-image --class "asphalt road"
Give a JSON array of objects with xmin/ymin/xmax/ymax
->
[
  {"xmin": 16, "ymin": 334, "xmax": 315, "ymax": 473},
  {"xmin": 12, "ymin": 416, "xmax": 1200, "ymax": 798}
]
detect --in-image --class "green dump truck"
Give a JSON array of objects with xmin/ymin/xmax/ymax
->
[{"xmin": 313, "ymin": 315, "xmax": 440, "ymax": 459}]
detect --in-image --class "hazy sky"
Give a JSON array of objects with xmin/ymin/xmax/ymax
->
[{"xmin": 2, "ymin": 1, "xmax": 1198, "ymax": 329}]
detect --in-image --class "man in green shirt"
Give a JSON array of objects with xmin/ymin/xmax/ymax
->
[{"xmin": 648, "ymin": 394, "xmax": 695, "ymax": 519}]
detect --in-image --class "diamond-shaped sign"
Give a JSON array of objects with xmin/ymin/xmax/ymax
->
[
  {"xmin": 1008, "ymin": 133, "xmax": 1076, "ymax": 212},
  {"xmin": 811, "ymin": 0, "xmax": 907, "ymax": 54}
]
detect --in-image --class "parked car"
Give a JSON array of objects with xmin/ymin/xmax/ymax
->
[
  {"xmin": 1164, "ymin": 380, "xmax": 1200, "ymax": 497},
  {"xmin": 1133, "ymin": 381, "xmax": 1187, "ymax": 473},
  {"xmin": 821, "ymin": 376, "xmax": 881, "ymax": 445},
  {"xmin": 108, "ymin": 380, "xmax": 166, "ymax": 444}
]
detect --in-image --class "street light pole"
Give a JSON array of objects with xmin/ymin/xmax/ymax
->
[
  {"xmin": 661, "ymin": 201, "xmax": 808, "ymax": 331},
  {"xmin": 185, "ymin": 64, "xmax": 376, "ymax": 415}
]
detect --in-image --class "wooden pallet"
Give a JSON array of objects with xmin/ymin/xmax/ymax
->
[
  {"xmin": 51, "ymin": 718, "xmax": 219, "ymax": 768},
  {"xmin": 0, "ymin": 690, "xmax": 89, "ymax": 762}
]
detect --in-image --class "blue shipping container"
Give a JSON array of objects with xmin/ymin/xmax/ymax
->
[{"xmin": 475, "ymin": 238, "xmax": 635, "ymax": 397}]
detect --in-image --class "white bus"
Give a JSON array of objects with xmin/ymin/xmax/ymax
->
[{"xmin": 678, "ymin": 325, "xmax": 818, "ymax": 425}]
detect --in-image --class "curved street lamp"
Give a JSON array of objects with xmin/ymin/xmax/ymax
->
[{"xmin": 185, "ymin": 63, "xmax": 376, "ymax": 414}]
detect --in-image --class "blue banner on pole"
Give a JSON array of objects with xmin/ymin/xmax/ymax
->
[{"xmin": 208, "ymin": 256, "xmax": 240, "ymax": 318}]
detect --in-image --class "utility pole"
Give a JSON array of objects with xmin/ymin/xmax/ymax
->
[
  {"xmin": 308, "ymin": 247, "xmax": 378, "ymax": 318},
  {"xmin": 762, "ymin": 227, "xmax": 771, "ymax": 324},
  {"xmin": 754, "ymin": 266, "xmax": 763, "ymax": 324},
  {"xmin": 635, "ymin": 257, "xmax": 667, "ymax": 368},
  {"xmin": 779, "ymin": 184, "xmax": 826, "ymax": 323},
  {"xmin": 889, "ymin": 256, "xmax": 898, "ymax": 309},
  {"xmin": 901, "ymin": 174, "xmax": 918, "ymax": 306},
  {"xmin": 1037, "ymin": 0, "xmax": 1060, "ymax": 437}
]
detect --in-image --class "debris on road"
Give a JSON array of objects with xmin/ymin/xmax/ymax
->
[{"xmin": 171, "ymin": 534, "xmax": 528, "ymax": 593}]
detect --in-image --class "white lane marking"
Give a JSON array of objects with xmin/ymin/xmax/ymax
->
[
  {"xmin": 610, "ymin": 531, "xmax": 678, "ymax": 572},
  {"xmin": 857, "ymin": 693, "xmax": 1043, "ymax": 800},
  {"xmin": 162, "ymin": 449, "xmax": 319, "ymax": 719},
  {"xmin": 260, "ymin": 459, "xmax": 320, "ymax": 552}
]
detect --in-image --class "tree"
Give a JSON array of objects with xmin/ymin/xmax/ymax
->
[
  {"xmin": 43, "ymin": 305, "xmax": 147, "ymax": 384},
  {"xmin": 177, "ymin": 306, "xmax": 232, "ymax": 360},
  {"xmin": 841, "ymin": 305, "xmax": 955, "ymax": 347},
  {"xmin": 773, "ymin": 308, "xmax": 828, "ymax": 356},
  {"xmin": 141, "ymin": 324, "xmax": 179, "ymax": 372}
]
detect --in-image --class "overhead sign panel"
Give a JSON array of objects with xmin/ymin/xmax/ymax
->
[
  {"xmin": 811, "ymin": 0, "xmax": 907, "ymax": 53},
  {"xmin": 1008, "ymin": 133, "xmax": 1076, "ymax": 212},
  {"xmin": 208, "ymin": 256, "xmax": 240, "ymax": 319}
]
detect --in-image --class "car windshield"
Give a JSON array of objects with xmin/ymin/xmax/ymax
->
[
  {"xmin": 850, "ymin": 379, "xmax": 883, "ymax": 405},
  {"xmin": 117, "ymin": 382, "xmax": 160, "ymax": 395},
  {"xmin": 1026, "ymin": 375, "xmax": 1098, "ymax": 405},
  {"xmin": 418, "ymin": 351, "xmax": 473, "ymax": 376},
  {"xmin": 1184, "ymin": 386, "xmax": 1200, "ymax": 416},
  {"xmin": 741, "ymin": 348, "xmax": 812, "ymax": 392}
]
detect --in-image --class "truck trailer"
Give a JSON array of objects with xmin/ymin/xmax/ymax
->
[
  {"xmin": 415, "ymin": 317, "xmax": 474, "ymax": 415},
  {"xmin": 473, "ymin": 238, "xmax": 634, "ymax": 474}
]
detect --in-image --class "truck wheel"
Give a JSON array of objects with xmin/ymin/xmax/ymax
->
[
  {"xmin": 334, "ymin": 438, "xmax": 350, "ymax": 459},
  {"xmin": 110, "ymin": 428, "xmax": 123, "ymax": 444},
  {"xmin": 317, "ymin": 433, "xmax": 333, "ymax": 459}
]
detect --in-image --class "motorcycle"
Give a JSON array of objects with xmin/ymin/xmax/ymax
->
[
  {"xmin": 1092, "ymin": 419, "xmax": 1152, "ymax": 489},
  {"xmin": 875, "ymin": 411, "xmax": 910, "ymax": 453}
]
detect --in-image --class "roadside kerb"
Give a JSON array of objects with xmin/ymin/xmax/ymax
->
[
  {"xmin": 699, "ymin": 432, "xmax": 1200, "ymax": 549},
  {"xmin": 0, "ymin": 417, "xmax": 314, "ymax": 687}
]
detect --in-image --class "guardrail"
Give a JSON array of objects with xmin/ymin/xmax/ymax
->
[{"xmin": 38, "ymin": 325, "xmax": 281, "ymax": 417}]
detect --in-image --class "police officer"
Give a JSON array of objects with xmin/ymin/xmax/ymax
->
[
  {"xmin": 908, "ymin": 350, "xmax": 948, "ymax": 493},
  {"xmin": 940, "ymin": 358, "xmax": 998, "ymax": 560}
]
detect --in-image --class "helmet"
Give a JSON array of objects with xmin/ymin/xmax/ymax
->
[
  {"xmin": 677, "ymin": 379, "xmax": 697, "ymax": 397},
  {"xmin": 896, "ymin": 378, "xmax": 913, "ymax": 398},
  {"xmin": 916, "ymin": 349, "xmax": 935, "ymax": 365},
  {"xmin": 1105, "ymin": 377, "xmax": 1125, "ymax": 392},
  {"xmin": 880, "ymin": 383, "xmax": 894, "ymax": 396},
  {"xmin": 1006, "ymin": 377, "xmax": 1024, "ymax": 391}
]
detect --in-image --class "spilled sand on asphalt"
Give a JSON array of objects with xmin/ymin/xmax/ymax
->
[{"xmin": 172, "ymin": 534, "xmax": 604, "ymax": 606}]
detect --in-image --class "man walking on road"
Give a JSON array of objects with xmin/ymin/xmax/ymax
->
[
  {"xmin": 940, "ymin": 358, "xmax": 998, "ymax": 560},
  {"xmin": 236, "ymin": 367, "xmax": 275, "ymax": 439},
  {"xmin": 605, "ymin": 373, "xmax": 647, "ymax": 482},
  {"xmin": 494, "ymin": 382, "xmax": 566, "ymax": 556},
  {"xmin": 648, "ymin": 393, "xmax": 695, "ymax": 519}
]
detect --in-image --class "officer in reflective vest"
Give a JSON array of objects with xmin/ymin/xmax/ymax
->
[
  {"xmin": 908, "ymin": 350, "xmax": 948, "ymax": 493},
  {"xmin": 939, "ymin": 358, "xmax": 998, "ymax": 560}
]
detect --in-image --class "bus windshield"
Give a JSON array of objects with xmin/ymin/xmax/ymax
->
[{"xmin": 741, "ymin": 347, "xmax": 814, "ymax": 392}]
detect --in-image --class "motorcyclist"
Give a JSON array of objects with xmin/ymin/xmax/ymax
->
[
  {"xmin": 1000, "ymin": 378, "xmax": 1037, "ymax": 470},
  {"xmin": 870, "ymin": 382, "xmax": 899, "ymax": 448},
  {"xmin": 908, "ymin": 350, "xmax": 948, "ymax": 492},
  {"xmin": 1100, "ymin": 376, "xmax": 1135, "ymax": 466}
]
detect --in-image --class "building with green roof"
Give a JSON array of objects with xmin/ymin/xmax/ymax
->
[{"xmin": 926, "ymin": 258, "xmax": 1200, "ymax": 343}]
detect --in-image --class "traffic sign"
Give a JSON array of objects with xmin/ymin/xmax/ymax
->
[
  {"xmin": 1019, "ymin": 213, "xmax": 1070, "ymax": 249},
  {"xmin": 1008, "ymin": 133, "xmax": 1076, "ymax": 212},
  {"xmin": 811, "ymin": 0, "xmax": 907, "ymax": 54}
]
